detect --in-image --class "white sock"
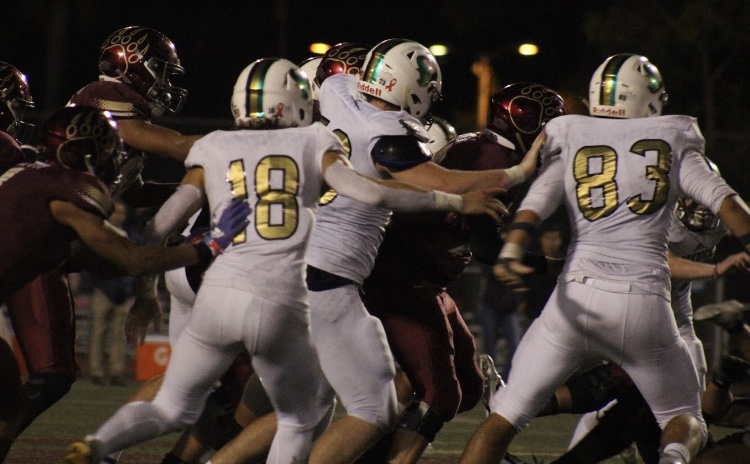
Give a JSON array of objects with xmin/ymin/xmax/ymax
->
[{"xmin": 659, "ymin": 442, "xmax": 690, "ymax": 464}]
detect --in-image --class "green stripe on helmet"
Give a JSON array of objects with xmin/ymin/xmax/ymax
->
[
  {"xmin": 245, "ymin": 58, "xmax": 277, "ymax": 118},
  {"xmin": 362, "ymin": 39, "xmax": 409, "ymax": 83},
  {"xmin": 599, "ymin": 54, "xmax": 631, "ymax": 107}
]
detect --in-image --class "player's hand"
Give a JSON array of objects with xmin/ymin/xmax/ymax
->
[
  {"xmin": 493, "ymin": 258, "xmax": 534, "ymax": 293},
  {"xmin": 718, "ymin": 251, "xmax": 750, "ymax": 275},
  {"xmin": 519, "ymin": 131, "xmax": 547, "ymax": 176},
  {"xmin": 459, "ymin": 188, "xmax": 509, "ymax": 223},
  {"xmin": 204, "ymin": 198, "xmax": 251, "ymax": 256},
  {"xmin": 126, "ymin": 296, "xmax": 162, "ymax": 346}
]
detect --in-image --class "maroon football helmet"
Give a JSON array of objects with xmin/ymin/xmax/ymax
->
[
  {"xmin": 99, "ymin": 26, "xmax": 187, "ymax": 117},
  {"xmin": 36, "ymin": 107, "xmax": 125, "ymax": 185},
  {"xmin": 486, "ymin": 83, "xmax": 568, "ymax": 154},
  {"xmin": 315, "ymin": 42, "xmax": 371, "ymax": 87},
  {"xmin": 0, "ymin": 61, "xmax": 34, "ymax": 136}
]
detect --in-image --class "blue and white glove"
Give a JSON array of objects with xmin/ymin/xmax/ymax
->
[{"xmin": 203, "ymin": 198, "xmax": 251, "ymax": 256}]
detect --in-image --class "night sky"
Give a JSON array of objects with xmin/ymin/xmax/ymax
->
[{"xmin": 1, "ymin": 0, "xmax": 598, "ymax": 129}]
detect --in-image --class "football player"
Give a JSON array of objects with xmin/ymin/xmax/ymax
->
[
  {"xmin": 359, "ymin": 84, "xmax": 568, "ymax": 464},
  {"xmin": 0, "ymin": 60, "xmax": 34, "ymax": 463},
  {"xmin": 538, "ymin": 194, "xmax": 750, "ymax": 463},
  {"xmin": 300, "ymin": 38, "xmax": 543, "ymax": 464},
  {"xmin": 0, "ymin": 106, "xmax": 247, "ymax": 461},
  {"xmin": 69, "ymin": 25, "xmax": 204, "ymax": 413},
  {"xmin": 68, "ymin": 25, "xmax": 203, "ymax": 207},
  {"xmin": 63, "ymin": 56, "xmax": 506, "ymax": 464},
  {"xmin": 460, "ymin": 53, "xmax": 750, "ymax": 464}
]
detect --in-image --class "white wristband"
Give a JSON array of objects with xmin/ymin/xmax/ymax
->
[
  {"xmin": 499, "ymin": 242, "xmax": 524, "ymax": 261},
  {"xmin": 505, "ymin": 165, "xmax": 526, "ymax": 187},
  {"xmin": 433, "ymin": 191, "xmax": 464, "ymax": 211}
]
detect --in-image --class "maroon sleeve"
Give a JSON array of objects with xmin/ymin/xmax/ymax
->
[
  {"xmin": 0, "ymin": 131, "xmax": 24, "ymax": 173},
  {"xmin": 46, "ymin": 168, "xmax": 114, "ymax": 218},
  {"xmin": 68, "ymin": 80, "xmax": 152, "ymax": 120}
]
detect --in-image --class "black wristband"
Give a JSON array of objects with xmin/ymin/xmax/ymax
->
[
  {"xmin": 508, "ymin": 221, "xmax": 536, "ymax": 235},
  {"xmin": 738, "ymin": 232, "xmax": 750, "ymax": 247},
  {"xmin": 193, "ymin": 242, "xmax": 213, "ymax": 263}
]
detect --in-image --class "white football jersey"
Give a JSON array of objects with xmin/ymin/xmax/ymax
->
[
  {"xmin": 306, "ymin": 73, "xmax": 429, "ymax": 284},
  {"xmin": 185, "ymin": 123, "xmax": 342, "ymax": 306},
  {"xmin": 520, "ymin": 114, "xmax": 736, "ymax": 297}
]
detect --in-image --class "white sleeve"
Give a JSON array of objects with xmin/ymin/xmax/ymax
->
[
  {"xmin": 516, "ymin": 146, "xmax": 564, "ymax": 220},
  {"xmin": 323, "ymin": 159, "xmax": 463, "ymax": 213},
  {"xmin": 140, "ymin": 184, "xmax": 204, "ymax": 246}
]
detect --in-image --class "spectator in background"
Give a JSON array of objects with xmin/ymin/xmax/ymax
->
[
  {"xmin": 522, "ymin": 218, "xmax": 569, "ymax": 323},
  {"xmin": 479, "ymin": 217, "xmax": 568, "ymax": 378},
  {"xmin": 479, "ymin": 242, "xmax": 526, "ymax": 380},
  {"xmin": 84, "ymin": 202, "xmax": 140, "ymax": 386}
]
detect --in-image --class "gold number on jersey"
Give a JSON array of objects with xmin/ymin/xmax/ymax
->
[
  {"xmin": 574, "ymin": 146, "xmax": 619, "ymax": 220},
  {"xmin": 574, "ymin": 140, "xmax": 671, "ymax": 221},
  {"xmin": 228, "ymin": 159, "xmax": 249, "ymax": 244},
  {"xmin": 255, "ymin": 155, "xmax": 300, "ymax": 240},
  {"xmin": 626, "ymin": 140, "xmax": 670, "ymax": 215},
  {"xmin": 319, "ymin": 116, "xmax": 351, "ymax": 206}
]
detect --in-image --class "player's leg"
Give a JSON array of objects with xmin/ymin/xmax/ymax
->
[
  {"xmin": 619, "ymin": 292, "xmax": 707, "ymax": 464},
  {"xmin": 245, "ymin": 296, "xmax": 330, "ymax": 464},
  {"xmin": 0, "ymin": 337, "xmax": 25, "ymax": 461},
  {"xmin": 108, "ymin": 298, "xmax": 131, "ymax": 385},
  {"xmin": 6, "ymin": 270, "xmax": 76, "ymax": 435},
  {"xmin": 88, "ymin": 288, "xmax": 110, "ymax": 383},
  {"xmin": 378, "ymin": 291, "xmax": 459, "ymax": 463},
  {"xmin": 66, "ymin": 286, "xmax": 240, "ymax": 462},
  {"xmin": 462, "ymin": 282, "xmax": 584, "ymax": 464},
  {"xmin": 308, "ymin": 284, "xmax": 399, "ymax": 464},
  {"xmin": 447, "ymin": 293, "xmax": 485, "ymax": 414}
]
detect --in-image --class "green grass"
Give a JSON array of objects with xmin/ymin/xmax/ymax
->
[{"xmin": 9, "ymin": 379, "xmax": 734, "ymax": 463}]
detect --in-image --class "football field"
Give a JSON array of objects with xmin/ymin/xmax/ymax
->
[{"xmin": 6, "ymin": 378, "xmax": 636, "ymax": 463}]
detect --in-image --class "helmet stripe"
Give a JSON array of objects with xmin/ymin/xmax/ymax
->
[
  {"xmin": 244, "ymin": 58, "xmax": 277, "ymax": 118},
  {"xmin": 362, "ymin": 39, "xmax": 408, "ymax": 83},
  {"xmin": 599, "ymin": 54, "xmax": 630, "ymax": 107}
]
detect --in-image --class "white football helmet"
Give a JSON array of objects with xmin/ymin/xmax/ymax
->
[
  {"xmin": 298, "ymin": 56, "xmax": 322, "ymax": 100},
  {"xmin": 231, "ymin": 57, "xmax": 314, "ymax": 128},
  {"xmin": 425, "ymin": 115, "xmax": 456, "ymax": 155},
  {"xmin": 675, "ymin": 158, "xmax": 722, "ymax": 232},
  {"xmin": 358, "ymin": 38, "xmax": 442, "ymax": 119},
  {"xmin": 588, "ymin": 54, "xmax": 667, "ymax": 119}
]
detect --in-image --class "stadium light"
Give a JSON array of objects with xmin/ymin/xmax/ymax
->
[
  {"xmin": 518, "ymin": 43, "xmax": 539, "ymax": 56},
  {"xmin": 309, "ymin": 43, "xmax": 330, "ymax": 55},
  {"xmin": 429, "ymin": 44, "xmax": 449, "ymax": 56}
]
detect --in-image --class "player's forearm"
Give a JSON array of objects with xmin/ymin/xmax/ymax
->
[
  {"xmin": 116, "ymin": 243, "xmax": 206, "ymax": 277},
  {"xmin": 718, "ymin": 195, "xmax": 750, "ymax": 253}
]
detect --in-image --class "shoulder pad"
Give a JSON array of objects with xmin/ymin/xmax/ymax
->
[{"xmin": 371, "ymin": 135, "xmax": 432, "ymax": 172}]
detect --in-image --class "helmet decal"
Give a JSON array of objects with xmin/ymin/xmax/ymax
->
[
  {"xmin": 416, "ymin": 55, "xmax": 437, "ymax": 87},
  {"xmin": 598, "ymin": 54, "xmax": 629, "ymax": 107},
  {"xmin": 241, "ymin": 58, "xmax": 275, "ymax": 119},
  {"xmin": 362, "ymin": 39, "xmax": 407, "ymax": 84}
]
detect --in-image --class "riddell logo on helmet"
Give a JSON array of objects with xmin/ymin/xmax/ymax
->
[
  {"xmin": 357, "ymin": 81, "xmax": 382, "ymax": 97},
  {"xmin": 592, "ymin": 107, "xmax": 626, "ymax": 117}
]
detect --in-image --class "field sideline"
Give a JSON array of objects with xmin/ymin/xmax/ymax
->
[{"xmin": 4, "ymin": 378, "xmax": 657, "ymax": 463}]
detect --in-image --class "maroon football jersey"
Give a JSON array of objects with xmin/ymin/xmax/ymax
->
[
  {"xmin": 68, "ymin": 80, "xmax": 151, "ymax": 121},
  {"xmin": 440, "ymin": 132, "xmax": 521, "ymax": 203},
  {"xmin": 366, "ymin": 132, "xmax": 519, "ymax": 289},
  {"xmin": 0, "ymin": 131, "xmax": 24, "ymax": 174},
  {"xmin": 0, "ymin": 162, "xmax": 112, "ymax": 301}
]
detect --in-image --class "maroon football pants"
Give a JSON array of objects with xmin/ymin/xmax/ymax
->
[{"xmin": 374, "ymin": 285, "xmax": 483, "ymax": 420}]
